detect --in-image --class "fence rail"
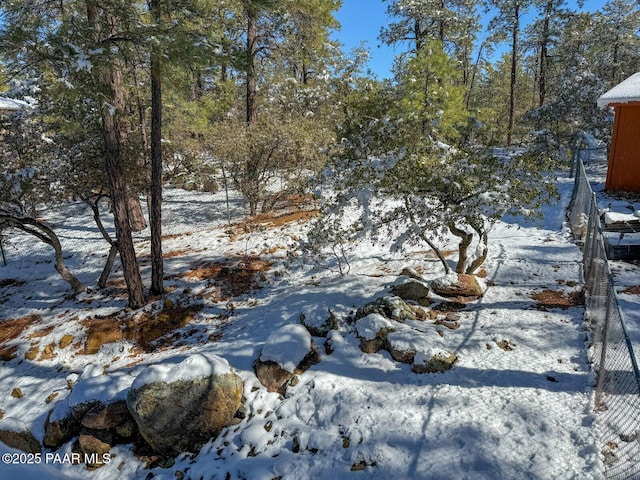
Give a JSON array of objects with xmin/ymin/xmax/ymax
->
[{"xmin": 568, "ymin": 152, "xmax": 640, "ymax": 480}]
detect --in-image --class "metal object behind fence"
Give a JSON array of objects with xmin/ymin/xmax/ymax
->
[{"xmin": 569, "ymin": 154, "xmax": 640, "ymax": 480}]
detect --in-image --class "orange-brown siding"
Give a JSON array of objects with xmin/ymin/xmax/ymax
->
[{"xmin": 606, "ymin": 103, "xmax": 640, "ymax": 192}]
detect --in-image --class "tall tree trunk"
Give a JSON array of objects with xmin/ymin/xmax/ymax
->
[
  {"xmin": 246, "ymin": 7, "xmax": 258, "ymax": 124},
  {"xmin": 507, "ymin": 2, "xmax": 520, "ymax": 146},
  {"xmin": 413, "ymin": 19, "xmax": 424, "ymax": 52},
  {"xmin": 612, "ymin": 30, "xmax": 619, "ymax": 85},
  {"xmin": 86, "ymin": 1, "xmax": 145, "ymax": 308},
  {"xmin": 465, "ymin": 42, "xmax": 485, "ymax": 111},
  {"xmin": 538, "ymin": 0, "xmax": 552, "ymax": 108},
  {"xmin": 149, "ymin": 0, "xmax": 164, "ymax": 296}
]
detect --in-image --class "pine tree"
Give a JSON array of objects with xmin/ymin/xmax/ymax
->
[{"xmin": 487, "ymin": 0, "xmax": 533, "ymax": 145}]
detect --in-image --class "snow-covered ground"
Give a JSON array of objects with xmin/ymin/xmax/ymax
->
[{"xmin": 0, "ymin": 174, "xmax": 603, "ymax": 479}]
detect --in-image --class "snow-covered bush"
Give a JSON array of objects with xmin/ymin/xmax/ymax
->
[{"xmin": 311, "ymin": 144, "xmax": 558, "ymax": 275}]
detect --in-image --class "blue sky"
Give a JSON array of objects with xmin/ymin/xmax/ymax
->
[
  {"xmin": 332, "ymin": 1, "xmax": 395, "ymax": 78},
  {"xmin": 332, "ymin": 0, "xmax": 609, "ymax": 79}
]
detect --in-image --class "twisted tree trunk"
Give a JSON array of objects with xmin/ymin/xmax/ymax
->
[{"xmin": 0, "ymin": 210, "xmax": 85, "ymax": 295}]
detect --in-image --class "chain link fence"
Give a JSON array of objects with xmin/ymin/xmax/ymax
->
[{"xmin": 568, "ymin": 150, "xmax": 640, "ymax": 479}]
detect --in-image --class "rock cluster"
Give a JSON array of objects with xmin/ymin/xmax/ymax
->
[
  {"xmin": 38, "ymin": 353, "xmax": 244, "ymax": 466},
  {"xmin": 348, "ymin": 271, "xmax": 487, "ymax": 374}
]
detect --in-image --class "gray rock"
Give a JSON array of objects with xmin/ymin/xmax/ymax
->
[
  {"xmin": 300, "ymin": 309, "xmax": 338, "ymax": 337},
  {"xmin": 391, "ymin": 280, "xmax": 430, "ymax": 302},
  {"xmin": 355, "ymin": 296, "xmax": 418, "ymax": 322}
]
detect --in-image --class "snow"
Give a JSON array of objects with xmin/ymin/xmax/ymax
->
[
  {"xmin": 0, "ymin": 417, "xmax": 30, "ymax": 434},
  {"xmin": 50, "ymin": 366, "xmax": 135, "ymax": 422},
  {"xmin": 602, "ymin": 210, "xmax": 640, "ymax": 226},
  {"xmin": 0, "ymin": 96, "xmax": 28, "ymax": 111},
  {"xmin": 259, "ymin": 324, "xmax": 313, "ymax": 373},
  {"xmin": 130, "ymin": 353, "xmax": 234, "ymax": 390},
  {"xmin": 597, "ymin": 72, "xmax": 640, "ymax": 107},
  {"xmin": 355, "ymin": 313, "xmax": 394, "ymax": 340},
  {"xmin": 0, "ymin": 171, "xmax": 605, "ymax": 479}
]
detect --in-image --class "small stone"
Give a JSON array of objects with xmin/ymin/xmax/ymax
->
[
  {"xmin": 45, "ymin": 392, "xmax": 59, "ymax": 404},
  {"xmin": 11, "ymin": 388, "xmax": 23, "ymax": 398},
  {"xmin": 496, "ymin": 340, "xmax": 516, "ymax": 351},
  {"xmin": 79, "ymin": 433, "xmax": 112, "ymax": 468},
  {"xmin": 620, "ymin": 433, "xmax": 638, "ymax": 443},
  {"xmin": 59, "ymin": 335, "xmax": 75, "ymax": 349},
  {"xmin": 355, "ymin": 296, "xmax": 417, "ymax": 322},
  {"xmin": 300, "ymin": 309, "xmax": 338, "ymax": 337},
  {"xmin": 342, "ymin": 437, "xmax": 350, "ymax": 448},
  {"xmin": 24, "ymin": 345, "xmax": 39, "ymax": 361},
  {"xmin": 351, "ymin": 461, "xmax": 368, "ymax": 471},
  {"xmin": 264, "ymin": 421, "xmax": 273, "ymax": 432}
]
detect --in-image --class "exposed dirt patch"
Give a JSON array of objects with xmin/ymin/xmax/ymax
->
[
  {"xmin": 125, "ymin": 304, "xmax": 204, "ymax": 352},
  {"xmin": 27, "ymin": 325, "xmax": 55, "ymax": 339},
  {"xmin": 162, "ymin": 232, "xmax": 193, "ymax": 241},
  {"xmin": 82, "ymin": 302, "xmax": 205, "ymax": 354},
  {"xmin": 162, "ymin": 248, "xmax": 205, "ymax": 259},
  {"xmin": 0, "ymin": 314, "xmax": 41, "ymax": 344},
  {"xmin": 177, "ymin": 256, "xmax": 271, "ymax": 300},
  {"xmin": 620, "ymin": 285, "xmax": 640, "ymax": 295},
  {"xmin": 230, "ymin": 211, "xmax": 318, "ymax": 241},
  {"xmin": 83, "ymin": 316, "xmax": 124, "ymax": 355},
  {"xmin": 530, "ymin": 289, "xmax": 584, "ymax": 310}
]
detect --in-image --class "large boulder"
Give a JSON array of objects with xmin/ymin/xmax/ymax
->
[
  {"xmin": 255, "ymin": 324, "xmax": 320, "ymax": 394},
  {"xmin": 431, "ymin": 273, "xmax": 486, "ymax": 299},
  {"xmin": 127, "ymin": 353, "xmax": 243, "ymax": 456}
]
